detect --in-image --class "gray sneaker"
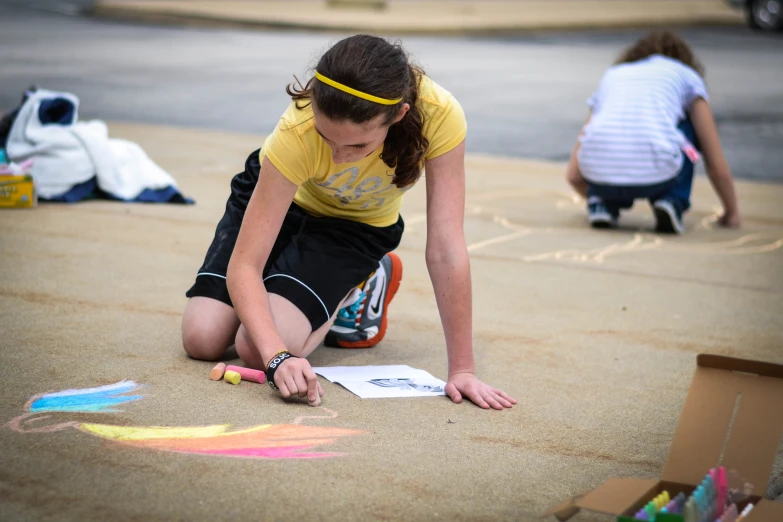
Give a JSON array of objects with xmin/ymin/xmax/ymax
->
[
  {"xmin": 587, "ymin": 196, "xmax": 619, "ymax": 229},
  {"xmin": 653, "ymin": 199, "xmax": 685, "ymax": 234},
  {"xmin": 324, "ymin": 252, "xmax": 403, "ymax": 348}
]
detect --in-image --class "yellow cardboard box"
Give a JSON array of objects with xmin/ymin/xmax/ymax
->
[{"xmin": 0, "ymin": 174, "xmax": 37, "ymax": 208}]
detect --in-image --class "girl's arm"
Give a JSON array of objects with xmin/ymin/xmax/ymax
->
[
  {"xmin": 226, "ymin": 156, "xmax": 298, "ymax": 367},
  {"xmin": 424, "ymin": 141, "xmax": 516, "ymax": 410},
  {"xmin": 689, "ymin": 98, "xmax": 741, "ymax": 228},
  {"xmin": 565, "ymin": 112, "xmax": 592, "ymax": 199}
]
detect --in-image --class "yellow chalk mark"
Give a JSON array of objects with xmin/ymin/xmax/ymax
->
[
  {"xmin": 555, "ymin": 193, "xmax": 584, "ymax": 209},
  {"xmin": 466, "ymin": 208, "xmax": 533, "ymax": 252},
  {"xmin": 411, "ymin": 190, "xmax": 782, "ymax": 265},
  {"xmin": 468, "ymin": 230, "xmax": 532, "ymax": 252},
  {"xmin": 493, "ymin": 214, "xmax": 527, "ymax": 232},
  {"xmin": 519, "ymin": 232, "xmax": 783, "ymax": 264},
  {"xmin": 292, "ymin": 407, "xmax": 339, "ymax": 426},
  {"xmin": 523, "ymin": 234, "xmax": 663, "ymax": 264},
  {"xmin": 735, "ymin": 237, "xmax": 783, "ymax": 254},
  {"xmin": 79, "ymin": 423, "xmax": 272, "ymax": 441},
  {"xmin": 698, "ymin": 207, "xmax": 722, "ymax": 229},
  {"xmin": 664, "ymin": 232, "xmax": 783, "ymax": 255}
]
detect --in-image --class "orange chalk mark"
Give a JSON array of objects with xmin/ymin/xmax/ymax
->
[{"xmin": 77, "ymin": 419, "xmax": 364, "ymax": 459}]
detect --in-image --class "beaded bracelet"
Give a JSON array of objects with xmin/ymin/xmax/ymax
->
[{"xmin": 264, "ymin": 350, "xmax": 289, "ymax": 371}]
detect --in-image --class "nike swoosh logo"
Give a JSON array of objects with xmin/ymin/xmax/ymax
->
[{"xmin": 369, "ymin": 277, "xmax": 385, "ymax": 317}]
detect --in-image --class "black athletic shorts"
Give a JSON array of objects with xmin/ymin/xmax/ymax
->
[{"xmin": 185, "ymin": 150, "xmax": 404, "ymax": 331}]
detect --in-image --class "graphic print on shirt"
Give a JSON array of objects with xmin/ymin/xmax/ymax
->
[{"xmin": 314, "ymin": 166, "xmax": 406, "ymax": 209}]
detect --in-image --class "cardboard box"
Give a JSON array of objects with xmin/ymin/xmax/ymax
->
[
  {"xmin": 0, "ymin": 174, "xmax": 37, "ymax": 208},
  {"xmin": 546, "ymin": 354, "xmax": 783, "ymax": 522}
]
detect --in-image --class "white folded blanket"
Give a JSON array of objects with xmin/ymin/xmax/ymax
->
[{"xmin": 6, "ymin": 89, "xmax": 188, "ymax": 202}]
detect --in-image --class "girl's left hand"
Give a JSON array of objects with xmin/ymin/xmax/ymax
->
[
  {"xmin": 717, "ymin": 211, "xmax": 741, "ymax": 229},
  {"xmin": 445, "ymin": 372, "xmax": 516, "ymax": 410}
]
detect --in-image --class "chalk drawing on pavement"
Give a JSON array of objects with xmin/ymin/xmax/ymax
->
[
  {"xmin": 404, "ymin": 194, "xmax": 783, "ymax": 264},
  {"xmin": 7, "ymin": 381, "xmax": 362, "ymax": 459}
]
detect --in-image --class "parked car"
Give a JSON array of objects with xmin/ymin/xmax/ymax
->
[{"xmin": 728, "ymin": 0, "xmax": 782, "ymax": 31}]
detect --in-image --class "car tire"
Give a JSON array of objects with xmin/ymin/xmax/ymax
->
[{"xmin": 745, "ymin": 0, "xmax": 783, "ymax": 31}]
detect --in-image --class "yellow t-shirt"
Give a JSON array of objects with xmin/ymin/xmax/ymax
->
[{"xmin": 260, "ymin": 75, "xmax": 467, "ymax": 227}]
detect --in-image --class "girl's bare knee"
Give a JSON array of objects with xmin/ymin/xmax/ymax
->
[
  {"xmin": 181, "ymin": 297, "xmax": 238, "ymax": 361},
  {"xmin": 182, "ymin": 325, "xmax": 225, "ymax": 361}
]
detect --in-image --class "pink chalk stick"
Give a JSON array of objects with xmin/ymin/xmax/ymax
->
[{"xmin": 225, "ymin": 365, "xmax": 266, "ymax": 384}]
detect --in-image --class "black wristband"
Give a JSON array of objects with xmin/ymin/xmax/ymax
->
[{"xmin": 265, "ymin": 351, "xmax": 298, "ymax": 391}]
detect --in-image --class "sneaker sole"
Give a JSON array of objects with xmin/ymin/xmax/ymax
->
[
  {"xmin": 334, "ymin": 252, "xmax": 403, "ymax": 348},
  {"xmin": 590, "ymin": 219, "xmax": 615, "ymax": 229},
  {"xmin": 588, "ymin": 213, "xmax": 617, "ymax": 229},
  {"xmin": 653, "ymin": 204, "xmax": 684, "ymax": 234}
]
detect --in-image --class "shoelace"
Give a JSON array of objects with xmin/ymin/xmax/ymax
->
[{"xmin": 337, "ymin": 291, "xmax": 366, "ymax": 322}]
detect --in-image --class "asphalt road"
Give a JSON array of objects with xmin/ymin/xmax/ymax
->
[{"xmin": 1, "ymin": 0, "xmax": 781, "ymax": 182}]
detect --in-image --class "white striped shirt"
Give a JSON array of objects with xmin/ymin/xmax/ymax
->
[{"xmin": 577, "ymin": 55, "xmax": 708, "ymax": 185}]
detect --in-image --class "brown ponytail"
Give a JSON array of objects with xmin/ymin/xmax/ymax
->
[{"xmin": 286, "ymin": 35, "xmax": 429, "ymax": 189}]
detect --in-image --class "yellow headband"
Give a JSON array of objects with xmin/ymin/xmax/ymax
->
[{"xmin": 315, "ymin": 71, "xmax": 402, "ymax": 106}]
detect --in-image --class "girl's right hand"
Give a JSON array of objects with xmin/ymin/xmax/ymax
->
[{"xmin": 273, "ymin": 357, "xmax": 324, "ymax": 406}]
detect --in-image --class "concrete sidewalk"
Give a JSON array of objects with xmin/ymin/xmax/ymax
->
[
  {"xmin": 92, "ymin": 0, "xmax": 744, "ymax": 35},
  {"xmin": 1, "ymin": 123, "xmax": 781, "ymax": 521}
]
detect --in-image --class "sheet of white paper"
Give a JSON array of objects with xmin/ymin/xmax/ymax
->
[
  {"xmin": 312, "ymin": 365, "xmax": 422, "ymax": 383},
  {"xmin": 311, "ymin": 365, "xmax": 447, "ymax": 399},
  {"xmin": 338, "ymin": 377, "xmax": 447, "ymax": 399}
]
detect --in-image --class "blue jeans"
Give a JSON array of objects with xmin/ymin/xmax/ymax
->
[{"xmin": 587, "ymin": 119, "xmax": 699, "ymax": 214}]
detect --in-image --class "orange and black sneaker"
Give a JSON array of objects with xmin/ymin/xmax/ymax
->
[{"xmin": 324, "ymin": 252, "xmax": 403, "ymax": 348}]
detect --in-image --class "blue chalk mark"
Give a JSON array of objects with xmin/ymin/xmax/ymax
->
[
  {"xmin": 29, "ymin": 381, "xmax": 144, "ymax": 413},
  {"xmin": 41, "ymin": 381, "xmax": 139, "ymax": 399}
]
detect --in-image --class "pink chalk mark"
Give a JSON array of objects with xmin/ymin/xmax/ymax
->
[
  {"xmin": 293, "ymin": 407, "xmax": 338, "ymax": 425},
  {"xmin": 7, "ymin": 413, "xmax": 80, "ymax": 433},
  {"xmin": 10, "ymin": 385, "xmax": 361, "ymax": 461},
  {"xmin": 185, "ymin": 445, "xmax": 345, "ymax": 459}
]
